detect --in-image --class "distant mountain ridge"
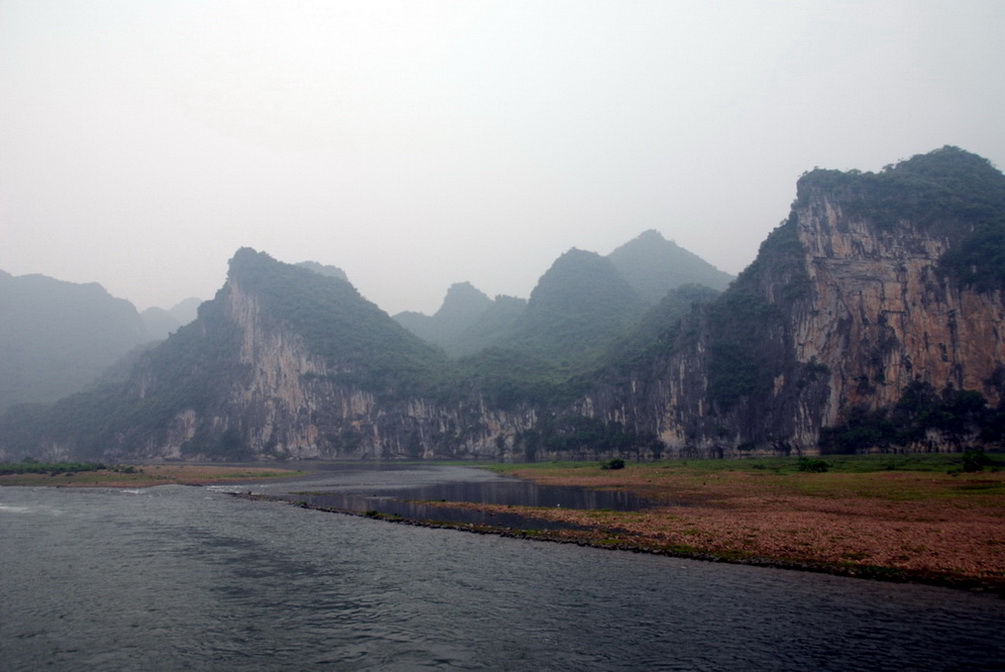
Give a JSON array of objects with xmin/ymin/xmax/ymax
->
[
  {"xmin": 0, "ymin": 271, "xmax": 149, "ymax": 411},
  {"xmin": 501, "ymin": 248, "xmax": 648, "ymax": 365},
  {"xmin": 141, "ymin": 297, "xmax": 203, "ymax": 340},
  {"xmin": 607, "ymin": 229, "xmax": 734, "ymax": 301},
  {"xmin": 4, "ymin": 147, "xmax": 1003, "ymax": 462},
  {"xmin": 394, "ymin": 282, "xmax": 495, "ymax": 350},
  {"xmin": 393, "ymin": 230, "xmax": 733, "ymax": 359}
]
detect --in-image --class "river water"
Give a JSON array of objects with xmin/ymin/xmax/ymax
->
[{"xmin": 1, "ymin": 465, "xmax": 1003, "ymax": 671}]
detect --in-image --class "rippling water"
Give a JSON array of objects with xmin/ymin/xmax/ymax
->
[{"xmin": 2, "ymin": 466, "xmax": 1003, "ymax": 671}]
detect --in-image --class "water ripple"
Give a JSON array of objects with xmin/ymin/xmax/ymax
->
[{"xmin": 1, "ymin": 470, "xmax": 1003, "ymax": 671}]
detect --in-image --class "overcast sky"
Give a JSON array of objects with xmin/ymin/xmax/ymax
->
[{"xmin": 2, "ymin": 1, "xmax": 1003, "ymax": 315}]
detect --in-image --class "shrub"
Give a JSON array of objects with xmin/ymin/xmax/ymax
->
[
  {"xmin": 962, "ymin": 450, "xmax": 992, "ymax": 473},
  {"xmin": 600, "ymin": 458, "xmax": 625, "ymax": 470},
  {"xmin": 797, "ymin": 457, "xmax": 829, "ymax": 473}
]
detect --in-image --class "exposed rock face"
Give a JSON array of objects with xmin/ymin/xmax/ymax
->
[
  {"xmin": 580, "ymin": 150, "xmax": 1005, "ymax": 457},
  {"xmin": 4, "ymin": 148, "xmax": 1002, "ymax": 462},
  {"xmin": 794, "ymin": 190, "xmax": 1003, "ymax": 415},
  {"xmin": 93, "ymin": 255, "xmax": 539, "ymax": 461}
]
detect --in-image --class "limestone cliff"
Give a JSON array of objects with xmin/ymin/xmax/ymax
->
[
  {"xmin": 5, "ymin": 249, "xmax": 540, "ymax": 462},
  {"xmin": 198, "ymin": 275, "xmax": 538, "ymax": 460},
  {"xmin": 3, "ymin": 147, "xmax": 1003, "ymax": 462},
  {"xmin": 578, "ymin": 147, "xmax": 1005, "ymax": 457}
]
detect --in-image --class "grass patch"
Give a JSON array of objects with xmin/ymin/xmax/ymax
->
[{"xmin": 469, "ymin": 453, "xmax": 1005, "ymax": 588}]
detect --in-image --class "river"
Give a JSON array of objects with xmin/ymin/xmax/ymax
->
[{"xmin": 1, "ymin": 464, "xmax": 1003, "ymax": 671}]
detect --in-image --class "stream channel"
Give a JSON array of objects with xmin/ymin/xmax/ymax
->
[{"xmin": 245, "ymin": 461, "xmax": 656, "ymax": 530}]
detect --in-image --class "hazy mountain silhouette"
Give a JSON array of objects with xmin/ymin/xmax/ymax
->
[
  {"xmin": 0, "ymin": 270, "xmax": 149, "ymax": 411},
  {"xmin": 607, "ymin": 229, "xmax": 734, "ymax": 303},
  {"xmin": 500, "ymin": 248, "xmax": 648, "ymax": 366},
  {"xmin": 395, "ymin": 282, "xmax": 493, "ymax": 345},
  {"xmin": 7, "ymin": 148, "xmax": 1003, "ymax": 462},
  {"xmin": 168, "ymin": 297, "xmax": 202, "ymax": 324},
  {"xmin": 447, "ymin": 294, "xmax": 527, "ymax": 356},
  {"xmin": 140, "ymin": 307, "xmax": 179, "ymax": 340},
  {"xmin": 396, "ymin": 232, "xmax": 729, "ymax": 358},
  {"xmin": 141, "ymin": 298, "xmax": 204, "ymax": 340},
  {"xmin": 296, "ymin": 260, "xmax": 349, "ymax": 282}
]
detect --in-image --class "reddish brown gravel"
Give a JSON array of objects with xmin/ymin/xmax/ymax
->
[{"xmin": 428, "ymin": 465, "xmax": 1005, "ymax": 591}]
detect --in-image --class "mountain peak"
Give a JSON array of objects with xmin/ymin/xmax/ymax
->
[
  {"xmin": 433, "ymin": 282, "xmax": 493, "ymax": 322},
  {"xmin": 608, "ymin": 230, "xmax": 733, "ymax": 301},
  {"xmin": 296, "ymin": 260, "xmax": 350, "ymax": 282},
  {"xmin": 510, "ymin": 248, "xmax": 646, "ymax": 363},
  {"xmin": 635, "ymin": 229, "xmax": 668, "ymax": 243}
]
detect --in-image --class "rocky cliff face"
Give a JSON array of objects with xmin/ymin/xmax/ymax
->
[
  {"xmin": 4, "ymin": 148, "xmax": 1002, "ymax": 462},
  {"xmin": 578, "ymin": 149, "xmax": 1005, "ymax": 457},
  {"xmin": 793, "ymin": 187, "xmax": 1003, "ymax": 416},
  {"xmin": 222, "ymin": 280, "xmax": 535, "ymax": 459},
  {"xmin": 92, "ymin": 255, "xmax": 540, "ymax": 462}
]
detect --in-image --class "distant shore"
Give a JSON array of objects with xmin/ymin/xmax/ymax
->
[
  {"xmin": 7, "ymin": 455, "xmax": 1003, "ymax": 595},
  {"xmin": 253, "ymin": 454, "xmax": 1005, "ymax": 595},
  {"xmin": 0, "ymin": 464, "xmax": 303, "ymax": 487}
]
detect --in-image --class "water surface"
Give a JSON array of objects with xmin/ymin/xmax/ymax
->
[
  {"xmin": 2, "ymin": 465, "xmax": 1002, "ymax": 671},
  {"xmin": 257, "ymin": 462, "xmax": 653, "ymax": 529}
]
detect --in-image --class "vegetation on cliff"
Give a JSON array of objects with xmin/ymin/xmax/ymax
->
[
  {"xmin": 798, "ymin": 146, "xmax": 1005, "ymax": 290},
  {"xmin": 229, "ymin": 248, "xmax": 452, "ymax": 400},
  {"xmin": 819, "ymin": 381, "xmax": 1005, "ymax": 454},
  {"xmin": 703, "ymin": 211, "xmax": 814, "ymax": 419},
  {"xmin": 499, "ymin": 248, "xmax": 649, "ymax": 367},
  {"xmin": 2, "ymin": 148, "xmax": 1003, "ymax": 461}
]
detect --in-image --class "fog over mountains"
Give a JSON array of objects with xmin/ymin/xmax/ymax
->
[
  {"xmin": 0, "ymin": 230, "xmax": 729, "ymax": 414},
  {"xmin": 0, "ymin": 272, "xmax": 203, "ymax": 412},
  {"xmin": 1, "ymin": 147, "xmax": 1005, "ymax": 462},
  {"xmin": 2, "ymin": 147, "xmax": 1003, "ymax": 463},
  {"xmin": 393, "ymin": 230, "xmax": 732, "ymax": 358}
]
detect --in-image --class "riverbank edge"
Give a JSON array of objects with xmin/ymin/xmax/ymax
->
[
  {"xmin": 233, "ymin": 492, "xmax": 1005, "ymax": 598},
  {"xmin": 0, "ymin": 465, "xmax": 305, "ymax": 488}
]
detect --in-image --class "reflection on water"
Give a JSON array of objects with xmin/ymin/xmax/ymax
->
[
  {"xmin": 3, "ymin": 472, "xmax": 1004, "ymax": 671},
  {"xmin": 257, "ymin": 464, "xmax": 657, "ymax": 529}
]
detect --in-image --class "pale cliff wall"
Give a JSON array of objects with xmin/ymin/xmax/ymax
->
[
  {"xmin": 579, "ymin": 177, "xmax": 1004, "ymax": 458},
  {"xmin": 135, "ymin": 280, "xmax": 538, "ymax": 461},
  {"xmin": 5, "ymin": 153, "xmax": 1002, "ymax": 463},
  {"xmin": 795, "ymin": 191, "xmax": 1004, "ymax": 415}
]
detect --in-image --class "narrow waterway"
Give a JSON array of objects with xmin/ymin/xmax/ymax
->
[
  {"xmin": 254, "ymin": 462, "xmax": 656, "ymax": 529},
  {"xmin": 2, "ymin": 465, "xmax": 1002, "ymax": 671}
]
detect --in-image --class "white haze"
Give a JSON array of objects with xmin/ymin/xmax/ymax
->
[{"xmin": 1, "ymin": 1, "xmax": 1003, "ymax": 315}]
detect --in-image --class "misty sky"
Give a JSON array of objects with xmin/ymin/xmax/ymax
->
[{"xmin": 2, "ymin": 1, "xmax": 1003, "ymax": 315}]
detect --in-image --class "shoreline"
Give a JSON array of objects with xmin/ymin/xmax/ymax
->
[
  {"xmin": 7, "ymin": 457, "xmax": 1003, "ymax": 596},
  {"xmin": 236, "ymin": 491, "xmax": 1005, "ymax": 597},
  {"xmin": 0, "ymin": 464, "xmax": 304, "ymax": 487}
]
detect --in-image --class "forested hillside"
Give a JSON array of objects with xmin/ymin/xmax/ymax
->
[{"xmin": 2, "ymin": 147, "xmax": 1003, "ymax": 462}]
